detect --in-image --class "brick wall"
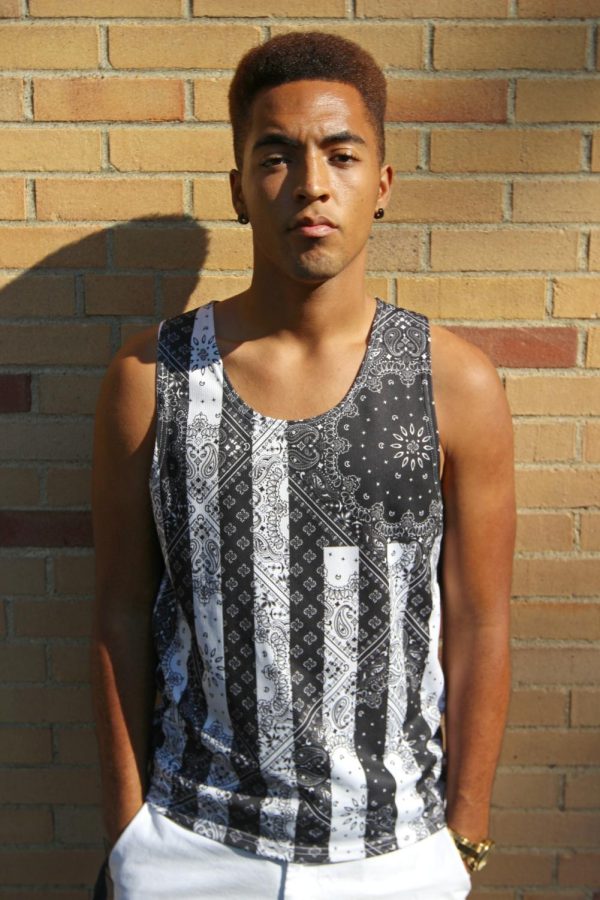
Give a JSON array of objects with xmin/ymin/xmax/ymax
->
[{"xmin": 0, "ymin": 1, "xmax": 598, "ymax": 897}]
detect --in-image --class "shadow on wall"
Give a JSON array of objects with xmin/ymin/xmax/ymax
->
[{"xmin": 0, "ymin": 216, "xmax": 209, "ymax": 896}]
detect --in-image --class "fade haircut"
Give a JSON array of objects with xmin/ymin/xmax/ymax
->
[{"xmin": 228, "ymin": 32, "xmax": 387, "ymax": 168}]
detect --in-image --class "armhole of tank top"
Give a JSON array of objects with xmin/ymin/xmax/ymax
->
[{"xmin": 149, "ymin": 320, "xmax": 166, "ymax": 483}]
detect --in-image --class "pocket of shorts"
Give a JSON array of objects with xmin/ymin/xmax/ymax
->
[
  {"xmin": 108, "ymin": 803, "xmax": 148, "ymax": 864},
  {"xmin": 442, "ymin": 827, "xmax": 472, "ymax": 891}
]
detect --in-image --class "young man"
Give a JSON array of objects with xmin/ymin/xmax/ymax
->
[{"xmin": 92, "ymin": 32, "xmax": 514, "ymax": 899}]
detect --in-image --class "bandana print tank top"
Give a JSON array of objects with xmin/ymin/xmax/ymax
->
[{"xmin": 147, "ymin": 298, "xmax": 446, "ymax": 864}]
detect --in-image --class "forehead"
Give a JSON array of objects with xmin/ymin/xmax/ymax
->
[{"xmin": 246, "ymin": 79, "xmax": 375, "ymax": 144}]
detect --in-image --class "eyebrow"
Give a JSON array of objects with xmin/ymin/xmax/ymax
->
[{"xmin": 252, "ymin": 130, "xmax": 367, "ymax": 152}]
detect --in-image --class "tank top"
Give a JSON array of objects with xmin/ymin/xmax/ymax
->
[{"xmin": 147, "ymin": 298, "xmax": 446, "ymax": 864}]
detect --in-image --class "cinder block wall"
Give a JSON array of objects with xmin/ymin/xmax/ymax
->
[{"xmin": 0, "ymin": 1, "xmax": 598, "ymax": 897}]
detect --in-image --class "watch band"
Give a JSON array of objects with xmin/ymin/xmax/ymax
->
[{"xmin": 448, "ymin": 827, "xmax": 495, "ymax": 872}]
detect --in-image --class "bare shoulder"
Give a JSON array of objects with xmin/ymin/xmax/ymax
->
[
  {"xmin": 95, "ymin": 325, "xmax": 160, "ymax": 456},
  {"xmin": 429, "ymin": 324, "xmax": 512, "ymax": 458}
]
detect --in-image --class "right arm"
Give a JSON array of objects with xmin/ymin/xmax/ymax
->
[{"xmin": 91, "ymin": 327, "xmax": 162, "ymax": 847}]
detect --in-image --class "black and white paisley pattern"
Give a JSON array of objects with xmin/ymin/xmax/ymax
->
[{"xmin": 146, "ymin": 299, "xmax": 446, "ymax": 864}]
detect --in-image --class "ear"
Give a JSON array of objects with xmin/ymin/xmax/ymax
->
[
  {"xmin": 376, "ymin": 164, "xmax": 393, "ymax": 212},
  {"xmin": 229, "ymin": 168, "xmax": 245, "ymax": 219}
]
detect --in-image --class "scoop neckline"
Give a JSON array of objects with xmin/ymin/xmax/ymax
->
[{"xmin": 209, "ymin": 297, "xmax": 384, "ymax": 427}]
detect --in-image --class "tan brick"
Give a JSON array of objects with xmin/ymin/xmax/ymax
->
[
  {"xmin": 54, "ymin": 554, "xmax": 94, "ymax": 594},
  {"xmin": 0, "ymin": 78, "xmax": 22, "ymax": 121},
  {"xmin": 513, "ymin": 558, "xmax": 600, "ymax": 597},
  {"xmin": 39, "ymin": 374, "xmax": 102, "ymax": 415},
  {"xmin": 110, "ymin": 127, "xmax": 233, "ymax": 172},
  {"xmin": 108, "ymin": 25, "xmax": 260, "ymax": 70},
  {"xmin": 0, "ymin": 323, "xmax": 110, "ymax": 365},
  {"xmin": 51, "ymin": 643, "xmax": 89, "ymax": 682},
  {"xmin": 431, "ymin": 228, "xmax": 578, "ymax": 272},
  {"xmin": 194, "ymin": 176, "xmax": 233, "ymax": 220},
  {"xmin": 0, "ymin": 177, "xmax": 25, "ymax": 219},
  {"xmin": 85, "ymin": 274, "xmax": 155, "ymax": 316},
  {"xmin": 565, "ymin": 771, "xmax": 600, "ymax": 809},
  {"xmin": 36, "ymin": 177, "xmax": 184, "ymax": 222},
  {"xmin": 517, "ymin": 79, "xmax": 600, "ymax": 123},
  {"xmin": 587, "ymin": 327, "xmax": 600, "ymax": 367},
  {"xmin": 507, "ymin": 377, "xmax": 600, "ymax": 415},
  {"xmin": 162, "ymin": 274, "xmax": 249, "ymax": 317},
  {"xmin": 0, "ymin": 727, "xmax": 52, "ymax": 764},
  {"xmin": 47, "ymin": 468, "xmax": 91, "ymax": 508},
  {"xmin": 0, "ymin": 849, "xmax": 102, "ymax": 887},
  {"xmin": 387, "ymin": 77, "xmax": 507, "ymax": 123},
  {"xmin": 0, "ymin": 645, "xmax": 46, "ymax": 682},
  {"xmin": 55, "ymin": 805, "xmax": 103, "ymax": 844},
  {"xmin": 366, "ymin": 226, "xmax": 421, "ymax": 271},
  {"xmin": 356, "ymin": 0, "xmax": 509, "ymax": 15},
  {"xmin": 0, "ymin": 469, "xmax": 39, "ymax": 506},
  {"xmin": 559, "ymin": 851, "xmax": 600, "ymax": 885},
  {"xmin": 204, "ymin": 227, "xmax": 255, "ymax": 271},
  {"xmin": 493, "ymin": 771, "xmax": 560, "ymax": 809},
  {"xmin": 0, "ymin": 25, "xmax": 98, "ymax": 69},
  {"xmin": 0, "ymin": 274, "xmax": 75, "ymax": 317},
  {"xmin": 430, "ymin": 129, "xmax": 581, "ymax": 173},
  {"xmin": 514, "ymin": 181, "xmax": 600, "ymax": 224},
  {"xmin": 196, "ymin": 0, "xmax": 344, "ymax": 14},
  {"xmin": 514, "ymin": 423, "xmax": 576, "ymax": 463},
  {"xmin": 0, "ymin": 766, "xmax": 100, "ymax": 805},
  {"xmin": 472, "ymin": 850, "xmax": 553, "ymax": 888},
  {"xmin": 30, "ymin": 0, "xmax": 182, "ymax": 14},
  {"xmin": 508, "ymin": 688, "xmax": 567, "ymax": 726},
  {"xmin": 14, "ymin": 599, "xmax": 91, "ymax": 638},
  {"xmin": 55, "ymin": 726, "xmax": 98, "ymax": 765},
  {"xmin": 194, "ymin": 77, "xmax": 229, "ymax": 122},
  {"xmin": 583, "ymin": 421, "xmax": 600, "ymax": 462},
  {"xmin": 270, "ymin": 24, "xmax": 425, "ymax": 69},
  {"xmin": 387, "ymin": 179, "xmax": 503, "ymax": 223},
  {"xmin": 0, "ymin": 809, "xmax": 53, "ymax": 844},
  {"xmin": 0, "ymin": 0, "xmax": 20, "ymax": 15},
  {"xmin": 436, "ymin": 25, "xmax": 586, "ymax": 71},
  {"xmin": 385, "ymin": 130, "xmax": 420, "ymax": 173},
  {"xmin": 554, "ymin": 277, "xmax": 600, "ymax": 319},
  {"xmin": 112, "ymin": 223, "xmax": 222, "ymax": 270},
  {"xmin": 592, "ymin": 133, "xmax": 600, "ymax": 172},
  {"xmin": 0, "ymin": 129, "xmax": 102, "ymax": 172},
  {"xmin": 0, "ymin": 558, "xmax": 46, "ymax": 595},
  {"xmin": 502, "ymin": 729, "xmax": 600, "ymax": 765},
  {"xmin": 396, "ymin": 275, "xmax": 546, "ymax": 319},
  {"xmin": 571, "ymin": 688, "xmax": 600, "ymax": 726},
  {"xmin": 581, "ymin": 512, "xmax": 600, "ymax": 550},
  {"xmin": 0, "ymin": 225, "xmax": 107, "ymax": 267},
  {"xmin": 520, "ymin": 0, "xmax": 600, "ymax": 14},
  {"xmin": 493, "ymin": 811, "xmax": 600, "ymax": 848},
  {"xmin": 589, "ymin": 230, "xmax": 600, "ymax": 269},
  {"xmin": 0, "ymin": 685, "xmax": 92, "ymax": 724},
  {"xmin": 516, "ymin": 512, "xmax": 574, "ymax": 551},
  {"xmin": 512, "ymin": 648, "xmax": 600, "ymax": 685},
  {"xmin": 34, "ymin": 77, "xmax": 183, "ymax": 123},
  {"xmin": 512, "ymin": 601, "xmax": 600, "ymax": 639},
  {"xmin": 0, "ymin": 421, "xmax": 94, "ymax": 462}
]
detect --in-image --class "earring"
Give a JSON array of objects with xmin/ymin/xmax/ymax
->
[
  {"xmin": 374, "ymin": 208, "xmax": 385, "ymax": 220},
  {"xmin": 237, "ymin": 212, "xmax": 249, "ymax": 225}
]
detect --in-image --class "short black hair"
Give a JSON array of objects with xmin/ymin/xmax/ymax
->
[{"xmin": 228, "ymin": 31, "xmax": 387, "ymax": 167}]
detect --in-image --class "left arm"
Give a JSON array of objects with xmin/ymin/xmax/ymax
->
[{"xmin": 432, "ymin": 328, "xmax": 515, "ymax": 841}]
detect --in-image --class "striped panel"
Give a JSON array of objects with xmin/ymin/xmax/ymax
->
[{"xmin": 322, "ymin": 545, "xmax": 367, "ymax": 861}]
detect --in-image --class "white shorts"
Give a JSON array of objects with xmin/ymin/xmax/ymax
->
[{"xmin": 109, "ymin": 803, "xmax": 471, "ymax": 900}]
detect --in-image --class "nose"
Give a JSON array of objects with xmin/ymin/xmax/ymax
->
[{"xmin": 293, "ymin": 151, "xmax": 330, "ymax": 203}]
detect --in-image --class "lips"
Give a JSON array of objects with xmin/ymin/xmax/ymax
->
[{"xmin": 290, "ymin": 216, "xmax": 337, "ymax": 238}]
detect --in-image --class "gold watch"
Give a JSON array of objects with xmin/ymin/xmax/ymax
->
[{"xmin": 448, "ymin": 828, "xmax": 495, "ymax": 872}]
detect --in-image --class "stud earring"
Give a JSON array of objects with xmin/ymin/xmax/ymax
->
[
  {"xmin": 374, "ymin": 208, "xmax": 385, "ymax": 220},
  {"xmin": 237, "ymin": 212, "xmax": 249, "ymax": 225}
]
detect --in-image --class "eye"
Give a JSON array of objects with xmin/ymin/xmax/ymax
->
[
  {"xmin": 330, "ymin": 151, "xmax": 358, "ymax": 165},
  {"xmin": 261, "ymin": 154, "xmax": 289, "ymax": 169}
]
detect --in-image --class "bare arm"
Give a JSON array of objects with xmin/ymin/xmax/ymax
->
[
  {"xmin": 91, "ymin": 327, "xmax": 162, "ymax": 847},
  {"xmin": 432, "ymin": 328, "xmax": 515, "ymax": 841}
]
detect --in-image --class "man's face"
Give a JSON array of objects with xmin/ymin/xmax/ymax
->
[{"xmin": 231, "ymin": 79, "xmax": 392, "ymax": 286}]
